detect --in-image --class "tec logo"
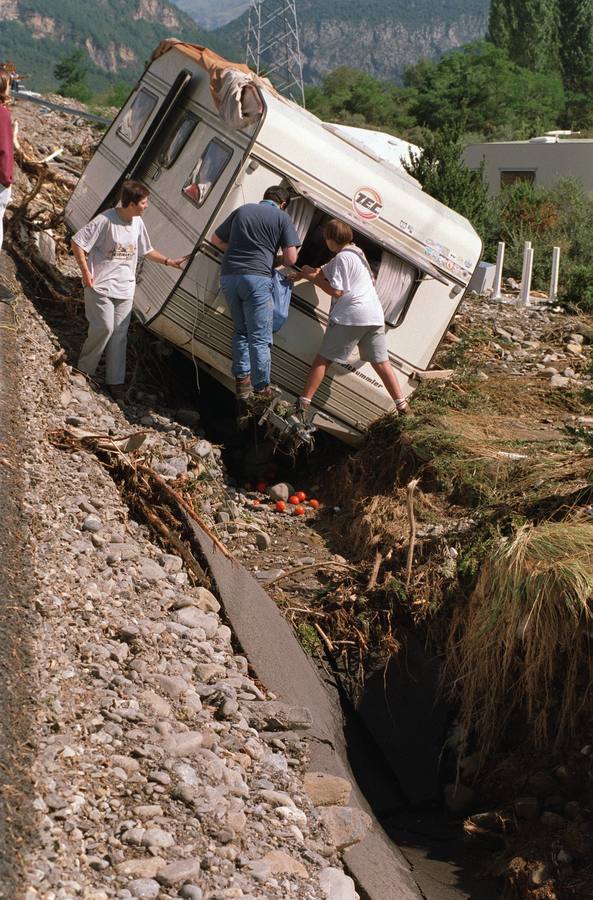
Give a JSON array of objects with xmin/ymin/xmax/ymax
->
[{"xmin": 352, "ymin": 187, "xmax": 383, "ymax": 220}]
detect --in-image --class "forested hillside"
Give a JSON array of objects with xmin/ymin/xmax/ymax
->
[
  {"xmin": 0, "ymin": 0, "xmax": 226, "ymax": 93},
  {"xmin": 212, "ymin": 0, "xmax": 490, "ymax": 82}
]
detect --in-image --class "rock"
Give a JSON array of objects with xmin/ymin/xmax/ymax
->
[
  {"xmin": 444, "ymin": 783, "xmax": 476, "ymax": 816},
  {"xmin": 156, "ymin": 859, "xmax": 201, "ymax": 886},
  {"xmin": 166, "ymin": 456, "xmax": 188, "ymax": 475},
  {"xmin": 318, "ymin": 806, "xmax": 372, "ymax": 850},
  {"xmin": 571, "ymin": 322, "xmax": 593, "ymax": 343},
  {"xmin": 111, "ymin": 755, "xmax": 140, "ymax": 775},
  {"xmin": 319, "ymin": 867, "xmax": 359, "ymax": 900},
  {"xmin": 152, "ymin": 461, "xmax": 179, "ymax": 479},
  {"xmin": 140, "ymin": 828, "xmax": 175, "ymax": 849},
  {"xmin": 527, "ymin": 772, "xmax": 557, "ymax": 798},
  {"xmin": 163, "ymin": 731, "xmax": 203, "ymax": 757},
  {"xmin": 151, "ymin": 674, "xmax": 189, "ymax": 700},
  {"xmin": 180, "ymin": 887, "xmax": 203, "ymax": 900},
  {"xmin": 246, "ymin": 849, "xmax": 308, "ymax": 880},
  {"xmin": 82, "ymin": 515, "xmax": 102, "ymax": 533},
  {"xmin": 255, "ymin": 531, "xmax": 272, "ymax": 550},
  {"xmin": 565, "ymin": 342, "xmax": 583, "ymax": 356},
  {"xmin": 115, "ymin": 858, "xmax": 165, "ymax": 878},
  {"xmin": 138, "ymin": 558, "xmax": 167, "ymax": 582},
  {"xmin": 140, "ymin": 689, "xmax": 172, "ymax": 717},
  {"xmin": 564, "ymin": 800, "xmax": 581, "ymax": 820},
  {"xmin": 540, "ymin": 811, "xmax": 565, "ymax": 829},
  {"xmin": 194, "ymin": 663, "xmax": 226, "ymax": 682},
  {"xmin": 514, "ymin": 797, "xmax": 539, "ymax": 822},
  {"xmin": 193, "ymin": 439, "xmax": 212, "ymax": 457},
  {"xmin": 128, "ymin": 879, "xmax": 160, "ymax": 900},
  {"xmin": 303, "ymin": 773, "xmax": 352, "ymax": 807},
  {"xmin": 242, "ymin": 701, "xmax": 312, "ymax": 731},
  {"xmin": 174, "ymin": 607, "xmax": 218, "ymax": 637},
  {"xmin": 162, "ymin": 553, "xmax": 183, "ymax": 573},
  {"xmin": 193, "ymin": 587, "xmax": 220, "ymax": 613},
  {"xmin": 550, "ymin": 373, "xmax": 569, "ymax": 388},
  {"xmin": 530, "ymin": 862, "xmax": 552, "ymax": 886},
  {"xmin": 134, "ymin": 805, "xmax": 164, "ymax": 819},
  {"xmin": 268, "ymin": 483, "xmax": 294, "ymax": 502},
  {"xmin": 255, "ymin": 568, "xmax": 285, "ymax": 582}
]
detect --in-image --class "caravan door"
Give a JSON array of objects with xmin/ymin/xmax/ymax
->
[
  {"xmin": 65, "ymin": 70, "xmax": 192, "ymax": 232},
  {"xmin": 133, "ymin": 117, "xmax": 244, "ymax": 322}
]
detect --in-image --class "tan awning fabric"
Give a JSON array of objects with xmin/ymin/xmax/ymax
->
[
  {"xmin": 288, "ymin": 178, "xmax": 451, "ymax": 285},
  {"xmin": 151, "ymin": 40, "xmax": 279, "ymax": 109}
]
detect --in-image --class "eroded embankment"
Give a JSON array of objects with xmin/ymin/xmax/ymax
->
[{"xmin": 0, "ymin": 258, "xmax": 37, "ymax": 895}]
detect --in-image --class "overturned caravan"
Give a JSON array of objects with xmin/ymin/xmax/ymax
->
[{"xmin": 65, "ymin": 40, "xmax": 482, "ymax": 446}]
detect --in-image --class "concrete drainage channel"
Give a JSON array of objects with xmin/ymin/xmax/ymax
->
[{"xmin": 181, "ymin": 509, "xmax": 421, "ymax": 900}]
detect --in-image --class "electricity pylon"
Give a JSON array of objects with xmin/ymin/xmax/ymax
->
[{"xmin": 245, "ymin": 0, "xmax": 305, "ymax": 106}]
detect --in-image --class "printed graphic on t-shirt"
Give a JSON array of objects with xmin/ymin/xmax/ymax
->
[{"xmin": 111, "ymin": 243, "xmax": 136, "ymax": 261}]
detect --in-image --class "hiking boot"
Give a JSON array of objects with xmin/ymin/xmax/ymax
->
[
  {"xmin": 235, "ymin": 375, "xmax": 252, "ymax": 400},
  {"xmin": 108, "ymin": 383, "xmax": 127, "ymax": 401},
  {"xmin": 249, "ymin": 385, "xmax": 279, "ymax": 416}
]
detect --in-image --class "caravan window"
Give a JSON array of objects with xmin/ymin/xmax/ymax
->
[
  {"xmin": 182, "ymin": 139, "xmax": 232, "ymax": 207},
  {"xmin": 293, "ymin": 204, "xmax": 417, "ymax": 326},
  {"xmin": 159, "ymin": 113, "xmax": 199, "ymax": 169},
  {"xmin": 116, "ymin": 88, "xmax": 157, "ymax": 145}
]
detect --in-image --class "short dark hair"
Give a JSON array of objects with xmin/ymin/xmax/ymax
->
[
  {"xmin": 324, "ymin": 218, "xmax": 353, "ymax": 245},
  {"xmin": 120, "ymin": 179, "xmax": 149, "ymax": 208},
  {"xmin": 263, "ymin": 185, "xmax": 290, "ymax": 206}
]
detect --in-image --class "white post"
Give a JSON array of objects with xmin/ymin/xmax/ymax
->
[
  {"xmin": 549, "ymin": 246, "xmax": 560, "ymax": 302},
  {"xmin": 491, "ymin": 241, "xmax": 505, "ymax": 300},
  {"xmin": 520, "ymin": 240, "xmax": 531, "ymax": 291},
  {"xmin": 519, "ymin": 248, "xmax": 534, "ymax": 306}
]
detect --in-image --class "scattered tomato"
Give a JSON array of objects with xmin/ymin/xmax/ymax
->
[
  {"xmin": 294, "ymin": 505, "xmax": 305, "ymax": 516},
  {"xmin": 256, "ymin": 481, "xmax": 267, "ymax": 492},
  {"xmin": 295, "ymin": 490, "xmax": 306, "ymax": 502},
  {"xmin": 252, "ymin": 498, "xmax": 260, "ymax": 506},
  {"xmin": 288, "ymin": 495, "xmax": 300, "ymax": 505},
  {"xmin": 275, "ymin": 500, "xmax": 286, "ymax": 512},
  {"xmin": 308, "ymin": 498, "xmax": 320, "ymax": 509}
]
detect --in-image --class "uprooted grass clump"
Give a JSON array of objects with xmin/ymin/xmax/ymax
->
[{"xmin": 447, "ymin": 521, "xmax": 593, "ymax": 762}]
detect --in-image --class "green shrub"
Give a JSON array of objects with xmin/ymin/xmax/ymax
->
[
  {"xmin": 484, "ymin": 178, "xmax": 593, "ymax": 301},
  {"xmin": 559, "ymin": 263, "xmax": 593, "ymax": 312}
]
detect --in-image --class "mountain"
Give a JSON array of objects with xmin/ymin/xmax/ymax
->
[
  {"xmin": 173, "ymin": 0, "xmax": 249, "ymax": 30},
  {"xmin": 0, "ymin": 0, "xmax": 228, "ymax": 93},
  {"xmin": 210, "ymin": 0, "xmax": 490, "ymax": 83}
]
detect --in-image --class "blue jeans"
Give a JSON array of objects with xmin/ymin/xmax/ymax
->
[{"xmin": 220, "ymin": 274, "xmax": 273, "ymax": 392}]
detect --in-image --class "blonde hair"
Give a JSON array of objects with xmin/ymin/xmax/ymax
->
[
  {"xmin": 0, "ymin": 70, "xmax": 11, "ymax": 105},
  {"xmin": 324, "ymin": 218, "xmax": 353, "ymax": 246}
]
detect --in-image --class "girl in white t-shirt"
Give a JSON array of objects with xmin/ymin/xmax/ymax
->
[{"xmin": 294, "ymin": 218, "xmax": 410, "ymax": 417}]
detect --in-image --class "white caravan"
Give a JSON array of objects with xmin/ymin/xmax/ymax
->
[{"xmin": 65, "ymin": 40, "xmax": 482, "ymax": 445}]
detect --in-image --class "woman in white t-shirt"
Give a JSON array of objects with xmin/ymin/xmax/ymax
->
[{"xmin": 294, "ymin": 218, "xmax": 410, "ymax": 417}]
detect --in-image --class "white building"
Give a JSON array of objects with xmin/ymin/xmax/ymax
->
[{"xmin": 463, "ymin": 133, "xmax": 593, "ymax": 194}]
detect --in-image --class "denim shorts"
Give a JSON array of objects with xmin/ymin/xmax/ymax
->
[{"xmin": 319, "ymin": 322, "xmax": 388, "ymax": 364}]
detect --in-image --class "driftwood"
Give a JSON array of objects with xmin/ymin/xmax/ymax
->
[{"xmin": 405, "ymin": 478, "xmax": 419, "ymax": 587}]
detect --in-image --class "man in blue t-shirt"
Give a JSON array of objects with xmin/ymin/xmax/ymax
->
[{"xmin": 212, "ymin": 185, "xmax": 301, "ymax": 400}]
